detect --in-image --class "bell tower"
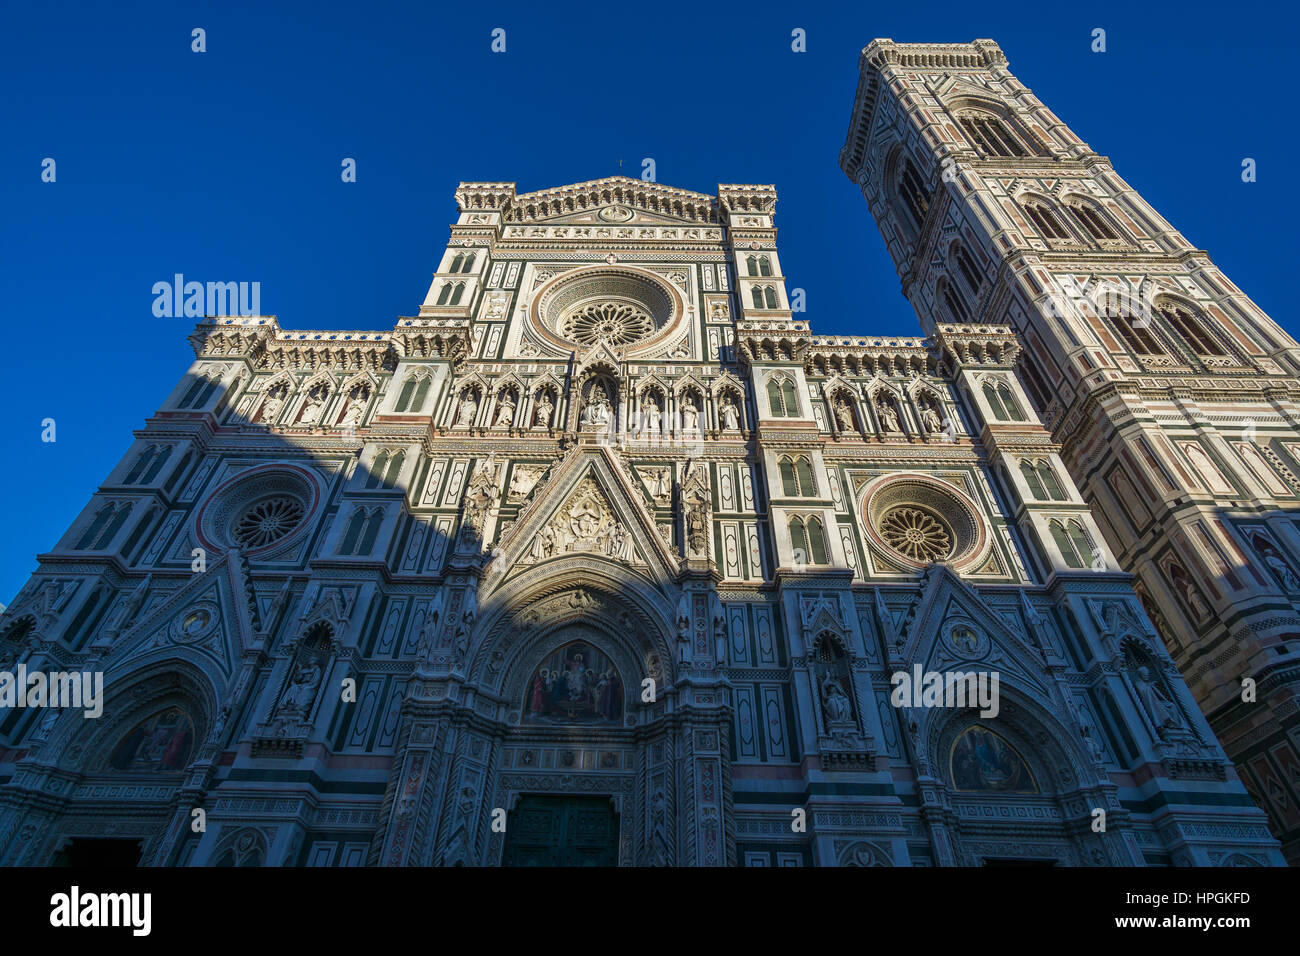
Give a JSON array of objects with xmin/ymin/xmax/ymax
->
[{"xmin": 842, "ymin": 37, "xmax": 1300, "ymax": 863}]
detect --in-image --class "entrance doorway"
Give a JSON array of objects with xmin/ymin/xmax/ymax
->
[{"xmin": 501, "ymin": 795, "xmax": 619, "ymax": 867}]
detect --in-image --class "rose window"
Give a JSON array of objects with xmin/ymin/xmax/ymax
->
[
  {"xmin": 878, "ymin": 506, "xmax": 953, "ymax": 562},
  {"xmin": 560, "ymin": 301, "xmax": 655, "ymax": 347},
  {"xmin": 232, "ymin": 496, "xmax": 305, "ymax": 549}
]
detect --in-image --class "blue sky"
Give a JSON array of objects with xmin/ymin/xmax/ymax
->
[{"xmin": 2, "ymin": 0, "xmax": 1297, "ymax": 604}]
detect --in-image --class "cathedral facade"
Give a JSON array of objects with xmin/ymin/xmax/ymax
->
[
  {"xmin": 841, "ymin": 38, "xmax": 1300, "ymax": 864},
  {"xmin": 0, "ymin": 119, "xmax": 1285, "ymax": 863}
]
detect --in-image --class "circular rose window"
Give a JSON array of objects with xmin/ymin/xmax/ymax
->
[
  {"xmin": 530, "ymin": 266, "xmax": 683, "ymax": 354},
  {"xmin": 194, "ymin": 465, "xmax": 320, "ymax": 556},
  {"xmin": 878, "ymin": 505, "xmax": 953, "ymax": 562},
  {"xmin": 861, "ymin": 474, "xmax": 988, "ymax": 571},
  {"xmin": 232, "ymin": 496, "xmax": 305, "ymax": 548},
  {"xmin": 561, "ymin": 301, "xmax": 655, "ymax": 347}
]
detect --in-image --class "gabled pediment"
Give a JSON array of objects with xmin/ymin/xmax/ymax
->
[
  {"xmin": 103, "ymin": 551, "xmax": 257, "ymax": 690},
  {"xmin": 897, "ymin": 565, "xmax": 1051, "ymax": 701},
  {"xmin": 489, "ymin": 446, "xmax": 677, "ymax": 593},
  {"xmin": 508, "ymin": 176, "xmax": 720, "ymax": 226}
]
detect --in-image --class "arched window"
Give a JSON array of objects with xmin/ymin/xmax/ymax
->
[
  {"xmin": 164, "ymin": 451, "xmax": 193, "ymax": 495},
  {"xmin": 124, "ymin": 446, "xmax": 168, "ymax": 484},
  {"xmin": 412, "ymin": 376, "xmax": 431, "ymax": 411},
  {"xmin": 394, "ymin": 376, "xmax": 417, "ymax": 413},
  {"xmin": 436, "ymin": 282, "xmax": 452, "ymax": 306},
  {"xmin": 381, "ymin": 450, "xmax": 405, "ymax": 490},
  {"xmin": 997, "ymin": 383, "xmax": 1025, "ymax": 421},
  {"xmin": 899, "ymin": 159, "xmax": 931, "ymax": 230},
  {"xmin": 782, "ymin": 379, "xmax": 798, "ymax": 415},
  {"xmin": 178, "ymin": 374, "xmax": 220, "ymax": 410},
  {"xmin": 764, "ymin": 286, "xmax": 778, "ymax": 309},
  {"xmin": 449, "ymin": 253, "xmax": 464, "ymax": 273},
  {"xmin": 759, "ymin": 255, "xmax": 772, "ymax": 276},
  {"xmin": 943, "ymin": 283, "xmax": 971, "ymax": 323},
  {"xmin": 1066, "ymin": 201, "xmax": 1121, "ymax": 242},
  {"xmin": 449, "ymin": 282, "xmax": 465, "ymax": 306},
  {"xmin": 779, "ymin": 457, "xmax": 815, "ymax": 496},
  {"xmin": 1049, "ymin": 519, "xmax": 1093, "ymax": 569},
  {"xmin": 1038, "ymin": 462, "xmax": 1066, "ymax": 500},
  {"xmin": 339, "ymin": 507, "xmax": 368, "ymax": 554},
  {"xmin": 458, "ymin": 253, "xmax": 475, "ymax": 273},
  {"xmin": 957, "ymin": 112, "xmax": 1030, "ymax": 158},
  {"xmin": 767, "ymin": 377, "xmax": 798, "ymax": 417},
  {"xmin": 179, "ymin": 376, "xmax": 207, "ymax": 408},
  {"xmin": 358, "ymin": 508, "xmax": 383, "ymax": 555},
  {"xmin": 1111, "ymin": 313, "xmax": 1163, "ymax": 356},
  {"xmin": 1020, "ymin": 459, "xmax": 1047, "ymax": 500},
  {"xmin": 779, "ymin": 457, "xmax": 797, "ymax": 496},
  {"xmin": 982, "ymin": 381, "xmax": 1025, "ymax": 422},
  {"xmin": 751, "ymin": 286, "xmax": 764, "ymax": 309},
  {"xmin": 767, "ymin": 379, "xmax": 785, "ymax": 416},
  {"xmin": 1021, "ymin": 200, "xmax": 1071, "ymax": 241},
  {"xmin": 807, "ymin": 516, "xmax": 828, "ymax": 564},
  {"xmin": 789, "ymin": 516, "xmax": 808, "ymax": 563},
  {"xmin": 1158, "ymin": 302, "xmax": 1225, "ymax": 356},
  {"xmin": 365, "ymin": 451, "xmax": 389, "ymax": 490},
  {"xmin": 76, "ymin": 501, "xmax": 132, "ymax": 550},
  {"xmin": 746, "ymin": 255, "xmax": 758, "ymax": 276},
  {"xmin": 1021, "ymin": 460, "xmax": 1066, "ymax": 500},
  {"xmin": 953, "ymin": 244, "xmax": 982, "ymax": 294},
  {"xmin": 76, "ymin": 503, "xmax": 116, "ymax": 549},
  {"xmin": 795, "ymin": 457, "xmax": 816, "ymax": 496}
]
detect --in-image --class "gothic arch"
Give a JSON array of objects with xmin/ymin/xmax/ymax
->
[
  {"xmin": 471, "ymin": 559, "xmax": 674, "ymax": 690},
  {"xmin": 46, "ymin": 659, "xmax": 216, "ymax": 775},
  {"xmin": 919, "ymin": 686, "xmax": 1123, "ymax": 864}
]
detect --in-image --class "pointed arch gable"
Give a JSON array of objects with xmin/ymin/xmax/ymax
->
[
  {"xmin": 897, "ymin": 565, "xmax": 1052, "ymax": 701},
  {"xmin": 486, "ymin": 446, "xmax": 680, "ymax": 591},
  {"xmin": 470, "ymin": 566, "xmax": 678, "ymax": 700}
]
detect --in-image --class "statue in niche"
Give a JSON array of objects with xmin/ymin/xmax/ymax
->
[
  {"xmin": 455, "ymin": 390, "xmax": 478, "ymax": 427},
  {"xmin": 820, "ymin": 672, "xmax": 853, "ymax": 726},
  {"xmin": 280, "ymin": 656, "xmax": 324, "ymax": 717},
  {"xmin": 719, "ymin": 396, "xmax": 740, "ymax": 431},
  {"xmin": 340, "ymin": 388, "xmax": 367, "ymax": 428},
  {"xmin": 1167, "ymin": 563, "xmax": 1209, "ymax": 622},
  {"xmin": 533, "ymin": 392, "xmax": 553, "ymax": 428},
  {"xmin": 458, "ymin": 457, "xmax": 500, "ymax": 548},
  {"xmin": 1253, "ymin": 535, "xmax": 1300, "ymax": 590},
  {"xmin": 919, "ymin": 400, "xmax": 943, "ymax": 434},
  {"xmin": 680, "ymin": 396, "xmax": 700, "ymax": 432},
  {"xmin": 675, "ymin": 595, "xmax": 692, "ymax": 663},
  {"xmin": 642, "ymin": 396, "xmax": 662, "ymax": 435},
  {"xmin": 299, "ymin": 386, "xmax": 327, "ymax": 426},
  {"xmin": 649, "ymin": 467, "xmax": 671, "ymax": 500},
  {"xmin": 876, "ymin": 397, "xmax": 900, "ymax": 433},
  {"xmin": 494, "ymin": 392, "xmax": 516, "ymax": 428},
  {"xmin": 833, "ymin": 398, "xmax": 857, "ymax": 432},
  {"xmin": 581, "ymin": 384, "xmax": 612, "ymax": 426},
  {"xmin": 684, "ymin": 488, "xmax": 708, "ymax": 555},
  {"xmin": 261, "ymin": 386, "xmax": 287, "ymax": 423},
  {"xmin": 1134, "ymin": 665, "xmax": 1182, "ymax": 734}
]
